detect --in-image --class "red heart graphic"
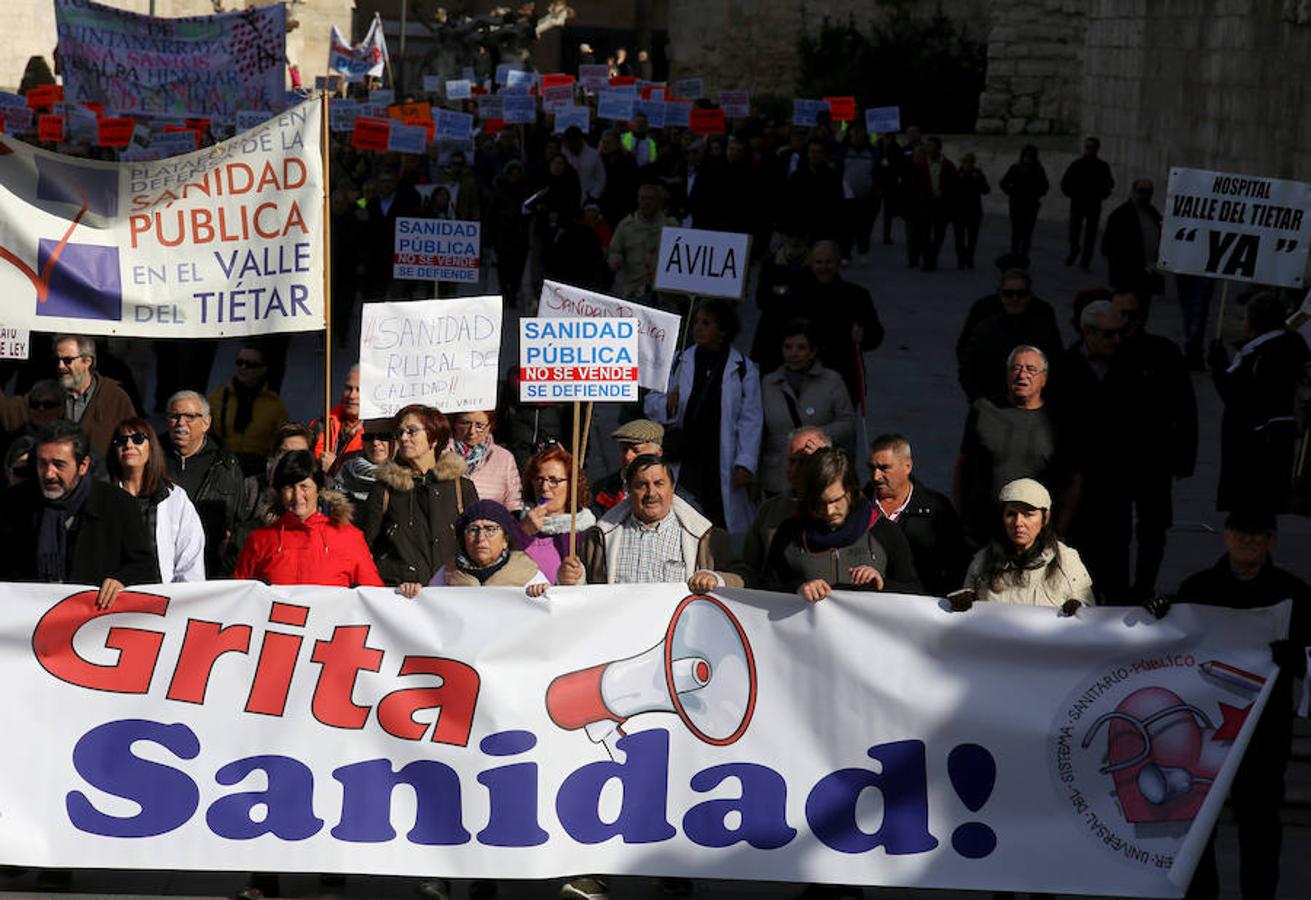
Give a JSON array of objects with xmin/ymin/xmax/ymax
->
[{"xmin": 1104, "ymin": 687, "xmax": 1214, "ymax": 823}]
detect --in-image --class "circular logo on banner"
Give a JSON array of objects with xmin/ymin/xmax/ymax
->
[{"xmin": 1047, "ymin": 653, "xmax": 1263, "ymax": 870}]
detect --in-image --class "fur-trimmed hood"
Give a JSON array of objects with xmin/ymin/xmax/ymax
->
[
  {"xmin": 374, "ymin": 451, "xmax": 469, "ymax": 492},
  {"xmin": 259, "ymin": 488, "xmax": 354, "ymax": 527}
]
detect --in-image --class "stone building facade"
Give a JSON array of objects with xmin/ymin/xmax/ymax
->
[{"xmin": 974, "ymin": 0, "xmax": 1085, "ymax": 137}]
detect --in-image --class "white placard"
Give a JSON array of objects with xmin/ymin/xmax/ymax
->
[
  {"xmin": 502, "ymin": 95, "xmax": 536, "ymax": 124},
  {"xmin": 539, "ymin": 280, "xmax": 681, "ymax": 391},
  {"xmin": 360, "ymin": 295, "xmax": 501, "ymax": 416},
  {"xmin": 793, "ymin": 98, "xmax": 830, "ymax": 127},
  {"xmin": 634, "ymin": 98, "xmax": 665, "ymax": 128},
  {"xmin": 719, "ymin": 90, "xmax": 750, "ymax": 118},
  {"xmin": 1158, "ymin": 166, "xmax": 1311, "ymax": 287},
  {"xmin": 393, "ymin": 217, "xmax": 481, "ymax": 283},
  {"xmin": 519, "ymin": 317, "xmax": 639, "ymax": 402},
  {"xmin": 597, "ymin": 90, "xmax": 635, "ymax": 122},
  {"xmin": 654, "ymin": 226, "xmax": 751, "ymax": 299},
  {"xmin": 0, "ymin": 581, "xmax": 1286, "ymax": 898},
  {"xmin": 866, "ymin": 105, "xmax": 901, "ymax": 134},
  {"xmin": 387, "ymin": 122, "xmax": 428, "ymax": 154},
  {"xmin": 578, "ymin": 64, "xmax": 610, "ymax": 91},
  {"xmin": 434, "ymin": 108, "xmax": 474, "ymax": 142},
  {"xmin": 328, "ymin": 99, "xmax": 361, "ymax": 132},
  {"xmin": 445, "ymin": 79, "xmax": 472, "ymax": 100},
  {"xmin": 0, "ymin": 325, "xmax": 29, "ymax": 358},
  {"xmin": 552, "ymin": 106, "xmax": 590, "ymax": 135}
]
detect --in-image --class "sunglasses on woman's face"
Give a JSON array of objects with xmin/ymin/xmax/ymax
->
[
  {"xmin": 111, "ymin": 432, "xmax": 148, "ymax": 449},
  {"xmin": 362, "ymin": 431, "xmax": 391, "ymax": 443}
]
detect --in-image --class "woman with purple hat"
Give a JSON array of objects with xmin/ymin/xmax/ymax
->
[{"xmin": 426, "ymin": 499, "xmax": 548, "ymax": 595}]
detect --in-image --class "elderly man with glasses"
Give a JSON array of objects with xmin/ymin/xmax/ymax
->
[{"xmin": 51, "ymin": 334, "xmax": 135, "ymax": 455}]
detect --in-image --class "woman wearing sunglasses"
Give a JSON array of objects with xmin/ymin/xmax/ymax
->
[{"xmin": 106, "ymin": 417, "xmax": 206, "ymax": 582}]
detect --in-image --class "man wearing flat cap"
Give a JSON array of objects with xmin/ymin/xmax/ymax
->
[{"xmin": 590, "ymin": 419, "xmax": 664, "ymax": 516}]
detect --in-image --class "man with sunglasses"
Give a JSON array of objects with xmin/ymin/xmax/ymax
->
[
  {"xmin": 52, "ymin": 334, "xmax": 135, "ymax": 456},
  {"xmin": 956, "ymin": 267, "xmax": 1064, "ymax": 401}
]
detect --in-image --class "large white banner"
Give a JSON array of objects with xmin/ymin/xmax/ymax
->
[
  {"xmin": 359, "ymin": 295, "xmax": 502, "ymax": 418},
  {"xmin": 539, "ymin": 279, "xmax": 682, "ymax": 391},
  {"xmin": 0, "ymin": 99, "xmax": 324, "ymax": 338},
  {"xmin": 1158, "ymin": 166, "xmax": 1311, "ymax": 287},
  {"xmin": 0, "ymin": 582, "xmax": 1288, "ymax": 897},
  {"xmin": 55, "ymin": 0, "xmax": 287, "ymax": 118}
]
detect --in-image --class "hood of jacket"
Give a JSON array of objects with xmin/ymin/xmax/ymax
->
[
  {"xmin": 259, "ymin": 488, "xmax": 354, "ymax": 527},
  {"xmin": 374, "ymin": 451, "xmax": 468, "ymax": 492}
]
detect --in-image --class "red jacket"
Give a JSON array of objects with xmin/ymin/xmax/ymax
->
[{"xmin": 234, "ymin": 491, "xmax": 383, "ymax": 587}]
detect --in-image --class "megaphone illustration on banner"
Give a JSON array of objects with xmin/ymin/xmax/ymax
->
[{"xmin": 545, "ymin": 595, "xmax": 757, "ymax": 755}]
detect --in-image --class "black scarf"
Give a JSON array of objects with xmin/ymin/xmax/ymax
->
[
  {"xmin": 223, "ymin": 379, "xmax": 265, "ymax": 436},
  {"xmin": 803, "ymin": 500, "xmax": 877, "ymax": 551},
  {"xmin": 36, "ymin": 474, "xmax": 94, "ymax": 583},
  {"xmin": 455, "ymin": 549, "xmax": 511, "ymax": 584}
]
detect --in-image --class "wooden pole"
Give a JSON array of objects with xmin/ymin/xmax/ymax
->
[
  {"xmin": 1297, "ymin": 429, "xmax": 1310, "ymax": 480},
  {"xmin": 1213, "ymin": 279, "xmax": 1230, "ymax": 343},
  {"xmin": 579, "ymin": 401, "xmax": 595, "ymax": 471},
  {"xmin": 321, "ymin": 91, "xmax": 334, "ymax": 437},
  {"xmin": 568, "ymin": 399, "xmax": 581, "ymax": 558}
]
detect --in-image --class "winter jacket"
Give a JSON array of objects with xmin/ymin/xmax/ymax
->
[
  {"xmin": 759, "ymin": 363, "xmax": 856, "ymax": 494},
  {"xmin": 151, "ymin": 485, "xmax": 207, "ymax": 583},
  {"xmin": 866, "ymin": 479, "xmax": 970, "ymax": 598},
  {"xmin": 607, "ymin": 210, "xmax": 678, "ymax": 298},
  {"xmin": 312, "ymin": 403, "xmax": 365, "ymax": 475},
  {"xmin": 165, "ymin": 436, "xmax": 248, "ymax": 577},
  {"xmin": 234, "ymin": 490, "xmax": 383, "ymax": 587},
  {"xmin": 765, "ymin": 509, "xmax": 922, "ymax": 594},
  {"xmin": 360, "ymin": 453, "xmax": 479, "ymax": 585},
  {"xmin": 448, "ymin": 436, "xmax": 523, "ymax": 511},
  {"xmin": 575, "ymin": 495, "xmax": 743, "ymax": 587},
  {"xmin": 964, "ymin": 541, "xmax": 1095, "ymax": 607},
  {"xmin": 430, "ymin": 551, "xmax": 549, "ymax": 588}
]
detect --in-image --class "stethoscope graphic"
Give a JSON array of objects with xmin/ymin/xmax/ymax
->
[{"xmin": 1081, "ymin": 705, "xmax": 1216, "ymax": 805}]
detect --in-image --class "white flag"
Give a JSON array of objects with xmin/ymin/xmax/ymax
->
[{"xmin": 328, "ymin": 15, "xmax": 388, "ymax": 82}]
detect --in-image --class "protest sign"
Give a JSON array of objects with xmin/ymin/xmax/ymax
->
[
  {"xmin": 823, "ymin": 95, "xmax": 857, "ymax": 122},
  {"xmin": 25, "ymin": 84, "xmax": 62, "ymax": 110},
  {"xmin": 1, "ymin": 106, "xmax": 34, "ymax": 135},
  {"xmin": 161, "ymin": 125, "xmax": 201, "ymax": 151},
  {"xmin": 0, "ymin": 581, "xmax": 1282, "ymax": 897},
  {"xmin": 434, "ymin": 108, "xmax": 474, "ymax": 142},
  {"xmin": 390, "ymin": 101, "xmax": 432, "ymax": 124},
  {"xmin": 539, "ymin": 280, "xmax": 681, "ymax": 391},
  {"xmin": 502, "ymin": 95, "xmax": 536, "ymax": 125},
  {"xmin": 640, "ymin": 85, "xmax": 667, "ymax": 101},
  {"xmin": 654, "ymin": 226, "xmax": 750, "ymax": 299},
  {"xmin": 552, "ymin": 106, "xmax": 590, "ymax": 135},
  {"xmin": 578, "ymin": 64, "xmax": 610, "ymax": 91},
  {"xmin": 37, "ymin": 114, "xmax": 64, "ymax": 143},
  {"xmin": 505, "ymin": 69, "xmax": 534, "ymax": 91},
  {"xmin": 370, "ymin": 88, "xmax": 395, "ymax": 106},
  {"xmin": 542, "ymin": 73, "xmax": 576, "ymax": 90},
  {"xmin": 393, "ymin": 217, "xmax": 481, "ymax": 283},
  {"xmin": 0, "ymin": 98, "xmax": 325, "ymax": 338},
  {"xmin": 328, "ymin": 17, "xmax": 387, "ymax": 82},
  {"xmin": 719, "ymin": 90, "xmax": 750, "ymax": 118},
  {"xmin": 610, "ymin": 74, "xmax": 638, "ymax": 87},
  {"xmin": 95, "ymin": 116, "xmax": 135, "ymax": 148},
  {"xmin": 542, "ymin": 84, "xmax": 574, "ymax": 113},
  {"xmin": 663, "ymin": 99, "xmax": 692, "ymax": 129},
  {"xmin": 866, "ymin": 105, "xmax": 901, "ymax": 133},
  {"xmin": 67, "ymin": 105, "xmax": 99, "ymax": 142},
  {"xmin": 793, "ymin": 98, "xmax": 830, "ymax": 127},
  {"xmin": 387, "ymin": 122, "xmax": 428, "ymax": 155},
  {"xmin": 328, "ymin": 100, "xmax": 361, "ymax": 133},
  {"xmin": 445, "ymin": 79, "xmax": 472, "ymax": 100},
  {"xmin": 689, "ymin": 108, "xmax": 726, "ymax": 136},
  {"xmin": 313, "ymin": 75, "xmax": 343, "ymax": 93},
  {"xmin": 57, "ymin": 0, "xmax": 285, "ymax": 118},
  {"xmin": 495, "ymin": 63, "xmax": 514, "ymax": 85},
  {"xmin": 351, "ymin": 116, "xmax": 390, "ymax": 151},
  {"xmin": 358, "ymin": 295, "xmax": 500, "ymax": 416},
  {"xmin": 1158, "ymin": 167, "xmax": 1311, "ymax": 287},
  {"xmin": 634, "ymin": 98, "xmax": 666, "ymax": 128},
  {"xmin": 149, "ymin": 130, "xmax": 200, "ymax": 158},
  {"xmin": 675, "ymin": 77, "xmax": 705, "ymax": 99},
  {"xmin": 520, "ymin": 317, "xmax": 639, "ymax": 402},
  {"xmin": 597, "ymin": 90, "xmax": 636, "ymax": 122},
  {"xmin": 422, "ymin": 75, "xmax": 443, "ymax": 94},
  {"xmin": 0, "ymin": 326, "xmax": 29, "ymax": 359},
  {"xmin": 476, "ymin": 94, "xmax": 503, "ymax": 121},
  {"xmin": 236, "ymin": 110, "xmax": 272, "ymax": 133}
]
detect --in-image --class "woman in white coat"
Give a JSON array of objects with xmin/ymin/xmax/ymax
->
[
  {"xmin": 644, "ymin": 299, "xmax": 763, "ymax": 534},
  {"xmin": 106, "ymin": 417, "xmax": 206, "ymax": 582}
]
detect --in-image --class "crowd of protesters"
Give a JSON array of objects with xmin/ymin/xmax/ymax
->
[{"xmin": 2, "ymin": 58, "xmax": 1311, "ymax": 900}]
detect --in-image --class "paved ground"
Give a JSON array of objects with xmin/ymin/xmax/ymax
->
[{"xmin": 71, "ymin": 210, "xmax": 1311, "ymax": 899}]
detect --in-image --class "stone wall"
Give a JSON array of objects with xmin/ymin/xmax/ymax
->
[
  {"xmin": 1, "ymin": 0, "xmax": 352, "ymax": 94},
  {"xmin": 975, "ymin": 0, "xmax": 1085, "ymax": 136}
]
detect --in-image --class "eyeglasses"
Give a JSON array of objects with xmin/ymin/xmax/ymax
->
[
  {"xmin": 455, "ymin": 420, "xmax": 491, "ymax": 432},
  {"xmin": 463, "ymin": 523, "xmax": 503, "ymax": 538},
  {"xmin": 362, "ymin": 431, "xmax": 391, "ymax": 443},
  {"xmin": 234, "ymin": 358, "xmax": 265, "ymax": 369},
  {"xmin": 55, "ymin": 354, "xmax": 87, "ymax": 367},
  {"xmin": 1009, "ymin": 364, "xmax": 1046, "ymax": 376},
  {"xmin": 999, "ymin": 289, "xmax": 1029, "ymax": 299},
  {"xmin": 167, "ymin": 411, "xmax": 205, "ymax": 422},
  {"xmin": 532, "ymin": 475, "xmax": 568, "ymax": 487},
  {"xmin": 394, "ymin": 426, "xmax": 425, "ymax": 439},
  {"xmin": 111, "ymin": 432, "xmax": 148, "ymax": 449},
  {"xmin": 28, "ymin": 399, "xmax": 62, "ymax": 411}
]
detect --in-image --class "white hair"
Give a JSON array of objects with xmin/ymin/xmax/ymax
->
[{"xmin": 167, "ymin": 390, "xmax": 210, "ymax": 416}]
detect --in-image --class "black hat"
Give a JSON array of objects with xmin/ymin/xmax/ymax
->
[{"xmin": 1224, "ymin": 508, "xmax": 1277, "ymax": 534}]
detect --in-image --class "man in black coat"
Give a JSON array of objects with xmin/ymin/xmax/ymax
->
[
  {"xmin": 1102, "ymin": 179, "xmax": 1163, "ymax": 295},
  {"xmin": 1157, "ymin": 508, "xmax": 1310, "ymax": 900},
  {"xmin": 957, "ymin": 267, "xmax": 1065, "ymax": 402},
  {"xmin": 0, "ymin": 421, "xmax": 157, "ymax": 606},
  {"xmin": 164, "ymin": 390, "xmax": 248, "ymax": 576},
  {"xmin": 865, "ymin": 433, "xmax": 968, "ymax": 597},
  {"xmin": 1060, "ymin": 136, "xmax": 1114, "ymax": 269}
]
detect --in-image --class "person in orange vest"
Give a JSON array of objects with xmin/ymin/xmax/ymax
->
[{"xmin": 312, "ymin": 365, "xmax": 364, "ymax": 476}]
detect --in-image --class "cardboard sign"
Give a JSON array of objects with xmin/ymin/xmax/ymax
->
[
  {"xmin": 793, "ymin": 98, "xmax": 830, "ymax": 127},
  {"xmin": 445, "ymin": 79, "xmax": 472, "ymax": 100},
  {"xmin": 552, "ymin": 106, "xmax": 590, "ymax": 135},
  {"xmin": 1158, "ymin": 166, "xmax": 1311, "ymax": 287},
  {"xmin": 351, "ymin": 116, "xmax": 391, "ymax": 151},
  {"xmin": 719, "ymin": 90, "xmax": 750, "ymax": 118},
  {"xmin": 389, "ymin": 101, "xmax": 432, "ymax": 123},
  {"xmin": 360, "ymin": 295, "xmax": 502, "ymax": 417},
  {"xmin": 393, "ymin": 217, "xmax": 481, "ymax": 283},
  {"xmin": 387, "ymin": 122, "xmax": 428, "ymax": 154},
  {"xmin": 634, "ymin": 98, "xmax": 666, "ymax": 128},
  {"xmin": 505, "ymin": 69, "xmax": 534, "ymax": 91},
  {"xmin": 476, "ymin": 94, "xmax": 503, "ymax": 121},
  {"xmin": 494, "ymin": 63, "xmax": 514, "ymax": 85},
  {"xmin": 95, "ymin": 116, "xmax": 134, "ymax": 147},
  {"xmin": 824, "ymin": 96, "xmax": 857, "ymax": 122},
  {"xmin": 578, "ymin": 64, "xmax": 610, "ymax": 91},
  {"xmin": 597, "ymin": 90, "xmax": 635, "ymax": 122},
  {"xmin": 502, "ymin": 95, "xmax": 536, "ymax": 125},
  {"xmin": 519, "ymin": 317, "xmax": 639, "ymax": 402},
  {"xmin": 369, "ymin": 88, "xmax": 395, "ymax": 105},
  {"xmin": 689, "ymin": 108, "xmax": 725, "ymax": 136},
  {"xmin": 865, "ymin": 105, "xmax": 901, "ymax": 134},
  {"xmin": 37, "ymin": 114, "xmax": 65, "ymax": 143},
  {"xmin": 434, "ymin": 108, "xmax": 474, "ymax": 142},
  {"xmin": 539, "ymin": 280, "xmax": 682, "ymax": 391},
  {"xmin": 542, "ymin": 84, "xmax": 574, "ymax": 113},
  {"xmin": 0, "ymin": 325, "xmax": 30, "ymax": 359},
  {"xmin": 25, "ymin": 84, "xmax": 63, "ymax": 109},
  {"xmin": 654, "ymin": 226, "xmax": 751, "ymax": 299},
  {"xmin": 328, "ymin": 100, "xmax": 361, "ymax": 133},
  {"xmin": 663, "ymin": 99, "xmax": 692, "ymax": 129},
  {"xmin": 675, "ymin": 77, "xmax": 705, "ymax": 100}
]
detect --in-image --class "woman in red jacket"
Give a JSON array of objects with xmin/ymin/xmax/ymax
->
[{"xmin": 235, "ymin": 450, "xmax": 383, "ymax": 587}]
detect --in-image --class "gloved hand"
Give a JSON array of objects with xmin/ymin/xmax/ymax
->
[
  {"xmin": 1271, "ymin": 639, "xmax": 1308, "ymax": 678},
  {"xmin": 1144, "ymin": 594, "xmax": 1173, "ymax": 620},
  {"xmin": 1207, "ymin": 339, "xmax": 1229, "ymax": 373},
  {"xmin": 947, "ymin": 589, "xmax": 976, "ymax": 612},
  {"xmin": 1059, "ymin": 598, "xmax": 1082, "ymax": 617}
]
